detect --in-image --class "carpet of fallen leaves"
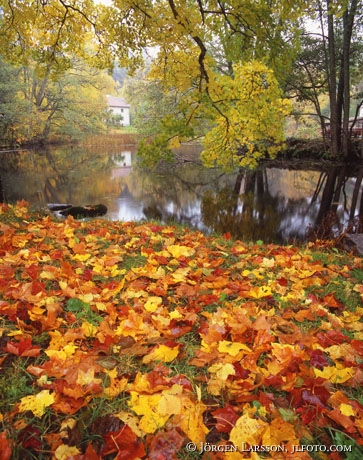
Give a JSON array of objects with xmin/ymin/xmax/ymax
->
[{"xmin": 1, "ymin": 201, "xmax": 363, "ymax": 460}]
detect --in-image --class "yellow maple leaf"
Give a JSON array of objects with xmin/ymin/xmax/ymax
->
[
  {"xmin": 340, "ymin": 403, "xmax": 355, "ymax": 416},
  {"xmin": 142, "ymin": 344, "xmax": 179, "ymax": 364},
  {"xmin": 128, "ymin": 384, "xmax": 208, "ymax": 441},
  {"xmin": 314, "ymin": 366, "xmax": 355, "ymax": 383},
  {"xmin": 116, "ymin": 411, "xmax": 143, "ymax": 437},
  {"xmin": 95, "ymin": 301, "xmax": 107, "ymax": 311},
  {"xmin": 28, "ymin": 305, "xmax": 46, "ymax": 321},
  {"xmin": 78, "ymin": 293, "xmax": 94, "ymax": 303},
  {"xmin": 218, "ymin": 340, "xmax": 251, "ymax": 356},
  {"xmin": 55, "ymin": 444, "xmax": 81, "ymax": 460},
  {"xmin": 151, "ymin": 313, "xmax": 171, "ymax": 328},
  {"xmin": 262, "ymin": 416, "xmax": 299, "ymax": 445},
  {"xmin": 178, "ymin": 395, "xmax": 208, "ymax": 445},
  {"xmin": 128, "ymin": 392, "xmax": 170, "ymax": 433},
  {"xmin": 81, "ymin": 321, "xmax": 98, "ymax": 337},
  {"xmin": 297, "ymin": 268, "xmax": 317, "ymax": 278},
  {"xmin": 262, "ymin": 257, "xmax": 275, "ymax": 268},
  {"xmin": 171, "ymin": 271, "xmax": 191, "ymax": 285},
  {"xmin": 144, "ymin": 296, "xmax": 163, "ymax": 312},
  {"xmin": 45, "ymin": 344, "xmax": 78, "ymax": 361},
  {"xmin": 103, "ymin": 370, "xmax": 128, "ymax": 398},
  {"xmin": 247, "ymin": 285, "xmax": 272, "ymax": 298},
  {"xmin": 170, "ymin": 310, "xmax": 183, "ymax": 319},
  {"xmin": 157, "ymin": 386, "xmax": 183, "ymax": 415},
  {"xmin": 59, "ymin": 281, "xmax": 68, "ymax": 291},
  {"xmin": 76, "ymin": 368, "xmax": 102, "ymax": 386},
  {"xmin": 40, "ymin": 270, "xmax": 56, "ymax": 280},
  {"xmin": 131, "ymin": 264, "xmax": 166, "ymax": 280},
  {"xmin": 230, "ymin": 412, "xmax": 267, "ymax": 446},
  {"xmin": 167, "ymin": 244, "xmax": 195, "ymax": 258},
  {"xmin": 342, "ymin": 309, "xmax": 363, "ymax": 323},
  {"xmin": 71, "ymin": 253, "xmax": 91, "ymax": 262},
  {"xmin": 208, "ymin": 363, "xmax": 235, "ymax": 380},
  {"xmin": 18, "ymin": 390, "xmax": 55, "ymax": 417},
  {"xmin": 150, "ymin": 266, "xmax": 167, "ymax": 279}
]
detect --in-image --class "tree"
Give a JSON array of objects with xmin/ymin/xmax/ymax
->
[
  {"xmin": 285, "ymin": 34, "xmax": 330, "ymax": 139},
  {"xmin": 201, "ymin": 61, "xmax": 291, "ymax": 170},
  {"xmin": 0, "ymin": 0, "xmax": 110, "ymax": 73},
  {"xmin": 0, "ymin": 57, "xmax": 32, "ymax": 145},
  {"xmin": 0, "ymin": 0, "xmax": 308, "ymax": 165},
  {"xmin": 292, "ymin": 0, "xmax": 363, "ymax": 158},
  {"xmin": 100, "ymin": 0, "xmax": 304, "ymax": 169},
  {"xmin": 0, "ymin": 57, "xmax": 114, "ymax": 143},
  {"xmin": 0, "ymin": 0, "xmax": 118, "ymax": 143}
]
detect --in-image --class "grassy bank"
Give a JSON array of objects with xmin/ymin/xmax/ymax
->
[
  {"xmin": 0, "ymin": 202, "xmax": 363, "ymax": 459},
  {"xmin": 80, "ymin": 130, "xmax": 141, "ymax": 148}
]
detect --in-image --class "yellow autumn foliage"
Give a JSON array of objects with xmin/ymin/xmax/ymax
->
[{"xmin": 202, "ymin": 61, "xmax": 292, "ymax": 170}]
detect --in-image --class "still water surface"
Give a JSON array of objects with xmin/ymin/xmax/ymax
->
[{"xmin": 1, "ymin": 143, "xmax": 363, "ymax": 243}]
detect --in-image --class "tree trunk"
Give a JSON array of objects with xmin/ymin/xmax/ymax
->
[
  {"xmin": 315, "ymin": 166, "xmax": 339, "ymax": 229},
  {"xmin": 341, "ymin": 0, "xmax": 358, "ymax": 158},
  {"xmin": 326, "ymin": 0, "xmax": 358, "ymax": 159},
  {"xmin": 326, "ymin": 0, "xmax": 340, "ymax": 157}
]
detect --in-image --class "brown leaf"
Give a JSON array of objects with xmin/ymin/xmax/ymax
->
[{"xmin": 148, "ymin": 428, "xmax": 184, "ymax": 459}]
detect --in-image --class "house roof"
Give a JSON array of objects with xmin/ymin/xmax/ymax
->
[{"xmin": 106, "ymin": 95, "xmax": 130, "ymax": 108}]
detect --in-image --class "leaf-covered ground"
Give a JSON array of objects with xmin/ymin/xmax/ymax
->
[{"xmin": 1, "ymin": 202, "xmax": 363, "ymax": 460}]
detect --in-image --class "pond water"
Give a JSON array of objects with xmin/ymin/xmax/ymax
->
[{"xmin": 1, "ymin": 143, "xmax": 363, "ymax": 243}]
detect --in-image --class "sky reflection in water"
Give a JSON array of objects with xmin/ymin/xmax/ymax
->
[{"xmin": 0, "ymin": 145, "xmax": 362, "ymax": 243}]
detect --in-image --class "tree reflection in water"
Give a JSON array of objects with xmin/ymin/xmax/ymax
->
[
  {"xmin": 201, "ymin": 169, "xmax": 282, "ymax": 242},
  {"xmin": 1, "ymin": 144, "xmax": 363, "ymax": 243}
]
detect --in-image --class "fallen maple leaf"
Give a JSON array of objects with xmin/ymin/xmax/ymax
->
[
  {"xmin": 261, "ymin": 416, "xmax": 299, "ymax": 446},
  {"xmin": 247, "ymin": 285, "xmax": 272, "ymax": 299},
  {"xmin": 0, "ymin": 431, "xmax": 12, "ymax": 460},
  {"xmin": 99, "ymin": 424, "xmax": 145, "ymax": 459},
  {"xmin": 144, "ymin": 296, "xmax": 163, "ymax": 312},
  {"xmin": 229, "ymin": 412, "xmax": 267, "ymax": 446},
  {"xmin": 314, "ymin": 365, "xmax": 355, "ymax": 383},
  {"xmin": 148, "ymin": 428, "xmax": 184, "ymax": 460},
  {"xmin": 167, "ymin": 244, "xmax": 195, "ymax": 258},
  {"xmin": 5, "ymin": 338, "xmax": 41, "ymax": 357},
  {"xmin": 128, "ymin": 391, "xmax": 170, "ymax": 434},
  {"xmin": 54, "ymin": 444, "xmax": 81, "ymax": 460},
  {"xmin": 142, "ymin": 343, "xmax": 179, "ymax": 364},
  {"xmin": 218, "ymin": 340, "xmax": 251, "ymax": 357},
  {"xmin": 18, "ymin": 390, "xmax": 55, "ymax": 418},
  {"xmin": 340, "ymin": 402, "xmax": 355, "ymax": 416},
  {"xmin": 212, "ymin": 405, "xmax": 239, "ymax": 433},
  {"xmin": 2, "ymin": 203, "xmax": 363, "ymax": 457}
]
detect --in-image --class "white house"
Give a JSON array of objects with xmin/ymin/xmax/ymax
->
[{"xmin": 106, "ymin": 95, "xmax": 131, "ymax": 126}]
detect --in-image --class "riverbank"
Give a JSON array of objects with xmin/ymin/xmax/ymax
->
[
  {"xmin": 1, "ymin": 130, "xmax": 141, "ymax": 152},
  {"xmin": 280, "ymin": 137, "xmax": 363, "ymax": 162},
  {"xmin": 1, "ymin": 202, "xmax": 363, "ymax": 459}
]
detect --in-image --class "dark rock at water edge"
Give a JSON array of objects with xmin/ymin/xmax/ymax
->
[{"xmin": 48, "ymin": 204, "xmax": 107, "ymax": 218}]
